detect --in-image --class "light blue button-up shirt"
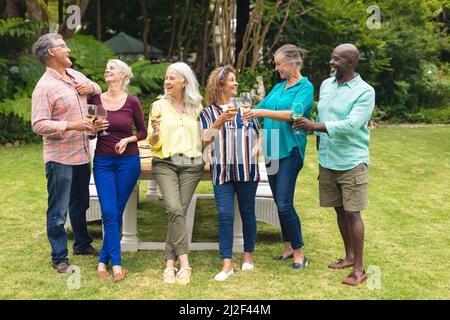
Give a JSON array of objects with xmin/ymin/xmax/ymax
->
[{"xmin": 316, "ymin": 74, "xmax": 375, "ymax": 170}]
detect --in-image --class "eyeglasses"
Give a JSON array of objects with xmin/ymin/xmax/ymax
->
[{"xmin": 51, "ymin": 43, "xmax": 69, "ymax": 50}]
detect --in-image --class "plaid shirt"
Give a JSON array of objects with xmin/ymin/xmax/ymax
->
[{"xmin": 32, "ymin": 67, "xmax": 101, "ymax": 165}]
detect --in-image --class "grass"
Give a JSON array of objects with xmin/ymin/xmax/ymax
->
[{"xmin": 0, "ymin": 126, "xmax": 449, "ymax": 299}]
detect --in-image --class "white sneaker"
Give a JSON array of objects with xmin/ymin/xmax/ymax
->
[
  {"xmin": 241, "ymin": 262, "xmax": 254, "ymax": 271},
  {"xmin": 213, "ymin": 269, "xmax": 234, "ymax": 281}
]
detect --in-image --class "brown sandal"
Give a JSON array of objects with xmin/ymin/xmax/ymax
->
[
  {"xmin": 342, "ymin": 270, "xmax": 367, "ymax": 286},
  {"xmin": 97, "ymin": 270, "xmax": 110, "ymax": 280},
  {"xmin": 113, "ymin": 269, "xmax": 128, "ymax": 282},
  {"xmin": 328, "ymin": 258, "xmax": 354, "ymax": 270}
]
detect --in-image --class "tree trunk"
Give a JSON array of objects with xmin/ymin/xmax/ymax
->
[
  {"xmin": 3, "ymin": 0, "xmax": 22, "ymax": 19},
  {"xmin": 140, "ymin": 0, "xmax": 149, "ymax": 60},
  {"xmin": 58, "ymin": 0, "xmax": 63, "ymax": 26},
  {"xmin": 95, "ymin": 0, "xmax": 102, "ymax": 41},
  {"xmin": 200, "ymin": 0, "xmax": 212, "ymax": 85},
  {"xmin": 167, "ymin": 0, "xmax": 177, "ymax": 59},
  {"xmin": 59, "ymin": 0, "xmax": 91, "ymax": 38},
  {"xmin": 235, "ymin": 0, "xmax": 249, "ymax": 64},
  {"xmin": 177, "ymin": 0, "xmax": 190, "ymax": 61},
  {"xmin": 25, "ymin": 0, "xmax": 49, "ymax": 34}
]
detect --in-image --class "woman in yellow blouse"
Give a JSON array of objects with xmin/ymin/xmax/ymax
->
[{"xmin": 148, "ymin": 62, "xmax": 203, "ymax": 285}]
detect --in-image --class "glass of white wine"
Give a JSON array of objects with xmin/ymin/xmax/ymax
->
[
  {"xmin": 85, "ymin": 104, "xmax": 96, "ymax": 123},
  {"xmin": 150, "ymin": 112, "xmax": 161, "ymax": 132},
  {"xmin": 95, "ymin": 104, "xmax": 109, "ymax": 136},
  {"xmin": 227, "ymin": 97, "xmax": 240, "ymax": 129},
  {"xmin": 240, "ymin": 92, "xmax": 253, "ymax": 127},
  {"xmin": 291, "ymin": 101, "xmax": 304, "ymax": 135}
]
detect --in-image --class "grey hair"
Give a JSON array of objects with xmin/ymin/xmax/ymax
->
[
  {"xmin": 32, "ymin": 33, "xmax": 63, "ymax": 65},
  {"xmin": 107, "ymin": 59, "xmax": 133, "ymax": 90},
  {"xmin": 274, "ymin": 44, "xmax": 307, "ymax": 70},
  {"xmin": 160, "ymin": 62, "xmax": 203, "ymax": 115}
]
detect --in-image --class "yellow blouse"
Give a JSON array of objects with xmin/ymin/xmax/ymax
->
[{"xmin": 148, "ymin": 98, "xmax": 203, "ymax": 159}]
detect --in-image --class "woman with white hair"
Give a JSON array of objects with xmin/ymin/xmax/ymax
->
[
  {"xmin": 90, "ymin": 59, "xmax": 147, "ymax": 282},
  {"xmin": 148, "ymin": 62, "xmax": 204, "ymax": 285}
]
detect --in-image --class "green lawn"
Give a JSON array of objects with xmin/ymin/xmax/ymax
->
[{"xmin": 0, "ymin": 126, "xmax": 449, "ymax": 299}]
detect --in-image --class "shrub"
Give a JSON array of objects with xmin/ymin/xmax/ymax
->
[{"xmin": 66, "ymin": 35, "xmax": 115, "ymax": 91}]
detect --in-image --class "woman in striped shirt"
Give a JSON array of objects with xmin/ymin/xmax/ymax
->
[{"xmin": 199, "ymin": 65, "xmax": 261, "ymax": 281}]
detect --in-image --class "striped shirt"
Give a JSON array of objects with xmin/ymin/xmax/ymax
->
[
  {"xmin": 32, "ymin": 67, "xmax": 101, "ymax": 165},
  {"xmin": 199, "ymin": 104, "xmax": 260, "ymax": 185}
]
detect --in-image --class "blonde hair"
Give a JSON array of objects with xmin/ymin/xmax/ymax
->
[
  {"xmin": 108, "ymin": 59, "xmax": 133, "ymax": 90},
  {"xmin": 205, "ymin": 65, "xmax": 236, "ymax": 106},
  {"xmin": 274, "ymin": 44, "xmax": 307, "ymax": 70},
  {"xmin": 159, "ymin": 62, "xmax": 202, "ymax": 115}
]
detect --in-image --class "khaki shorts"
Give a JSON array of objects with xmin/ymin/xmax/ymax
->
[{"xmin": 318, "ymin": 163, "xmax": 369, "ymax": 212}]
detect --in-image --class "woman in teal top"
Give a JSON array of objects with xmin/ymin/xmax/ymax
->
[{"xmin": 243, "ymin": 44, "xmax": 313, "ymax": 269}]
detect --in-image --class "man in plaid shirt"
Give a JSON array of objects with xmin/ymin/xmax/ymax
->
[{"xmin": 31, "ymin": 33, "xmax": 107, "ymax": 273}]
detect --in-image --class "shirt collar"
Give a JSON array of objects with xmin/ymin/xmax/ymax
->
[
  {"xmin": 332, "ymin": 73, "xmax": 360, "ymax": 88},
  {"xmin": 45, "ymin": 66, "xmax": 75, "ymax": 81},
  {"xmin": 283, "ymin": 77, "xmax": 307, "ymax": 90}
]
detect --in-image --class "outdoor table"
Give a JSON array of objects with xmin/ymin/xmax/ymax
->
[{"xmin": 120, "ymin": 144, "xmax": 248, "ymax": 252}]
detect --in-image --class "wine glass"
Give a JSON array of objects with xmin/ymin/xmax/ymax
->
[
  {"xmin": 95, "ymin": 104, "xmax": 109, "ymax": 136},
  {"xmin": 291, "ymin": 101, "xmax": 304, "ymax": 135},
  {"xmin": 150, "ymin": 110, "xmax": 161, "ymax": 132},
  {"xmin": 240, "ymin": 92, "xmax": 253, "ymax": 127},
  {"xmin": 226, "ymin": 97, "xmax": 240, "ymax": 129},
  {"xmin": 85, "ymin": 104, "xmax": 96, "ymax": 124}
]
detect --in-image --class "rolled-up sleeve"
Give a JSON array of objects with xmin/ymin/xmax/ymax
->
[
  {"xmin": 324, "ymin": 87, "xmax": 375, "ymax": 138},
  {"xmin": 31, "ymin": 86, "xmax": 67, "ymax": 137}
]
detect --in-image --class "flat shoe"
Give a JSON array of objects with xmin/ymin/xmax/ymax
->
[
  {"xmin": 328, "ymin": 258, "xmax": 354, "ymax": 270},
  {"xmin": 241, "ymin": 262, "xmax": 254, "ymax": 271},
  {"xmin": 112, "ymin": 269, "xmax": 128, "ymax": 282},
  {"xmin": 292, "ymin": 256, "xmax": 308, "ymax": 269},
  {"xmin": 273, "ymin": 252, "xmax": 294, "ymax": 261},
  {"xmin": 214, "ymin": 269, "xmax": 234, "ymax": 281},
  {"xmin": 97, "ymin": 270, "xmax": 109, "ymax": 280},
  {"xmin": 162, "ymin": 267, "xmax": 178, "ymax": 284},
  {"xmin": 342, "ymin": 270, "xmax": 367, "ymax": 286},
  {"xmin": 176, "ymin": 267, "xmax": 192, "ymax": 285}
]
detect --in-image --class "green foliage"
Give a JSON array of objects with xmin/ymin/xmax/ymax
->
[
  {"xmin": 66, "ymin": 35, "xmax": 115, "ymax": 90},
  {"xmin": 237, "ymin": 64, "xmax": 275, "ymax": 102},
  {"xmin": 0, "ymin": 18, "xmax": 47, "ymax": 37},
  {"xmin": 0, "ymin": 112, "xmax": 40, "ymax": 144},
  {"xmin": 129, "ymin": 61, "xmax": 169, "ymax": 96},
  {"xmin": 0, "ymin": 96, "xmax": 32, "ymax": 121},
  {"xmin": 405, "ymin": 105, "xmax": 450, "ymax": 123},
  {"xmin": 281, "ymin": 0, "xmax": 449, "ymax": 121},
  {"xmin": 0, "ymin": 18, "xmax": 48, "ymax": 58}
]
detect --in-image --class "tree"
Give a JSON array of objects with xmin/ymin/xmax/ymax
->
[{"xmin": 58, "ymin": 0, "xmax": 90, "ymax": 38}]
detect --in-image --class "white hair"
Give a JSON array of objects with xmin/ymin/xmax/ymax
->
[
  {"xmin": 160, "ymin": 62, "xmax": 202, "ymax": 115},
  {"xmin": 108, "ymin": 59, "xmax": 133, "ymax": 90}
]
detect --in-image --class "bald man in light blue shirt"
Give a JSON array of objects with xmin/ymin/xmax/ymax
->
[{"xmin": 295, "ymin": 44, "xmax": 375, "ymax": 286}]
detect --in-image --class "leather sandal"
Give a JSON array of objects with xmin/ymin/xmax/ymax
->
[
  {"xmin": 328, "ymin": 258, "xmax": 355, "ymax": 270},
  {"xmin": 97, "ymin": 270, "xmax": 110, "ymax": 280},
  {"xmin": 342, "ymin": 270, "xmax": 367, "ymax": 286},
  {"xmin": 163, "ymin": 267, "xmax": 178, "ymax": 284},
  {"xmin": 112, "ymin": 269, "xmax": 128, "ymax": 282},
  {"xmin": 176, "ymin": 267, "xmax": 192, "ymax": 285}
]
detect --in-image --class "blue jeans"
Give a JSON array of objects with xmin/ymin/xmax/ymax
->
[
  {"xmin": 93, "ymin": 155, "xmax": 141, "ymax": 266},
  {"xmin": 45, "ymin": 161, "xmax": 93, "ymax": 264},
  {"xmin": 267, "ymin": 147, "xmax": 304, "ymax": 250},
  {"xmin": 213, "ymin": 181, "xmax": 259, "ymax": 259}
]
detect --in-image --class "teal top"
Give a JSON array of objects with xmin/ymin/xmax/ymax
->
[
  {"xmin": 254, "ymin": 77, "xmax": 314, "ymax": 160},
  {"xmin": 316, "ymin": 74, "xmax": 375, "ymax": 170}
]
